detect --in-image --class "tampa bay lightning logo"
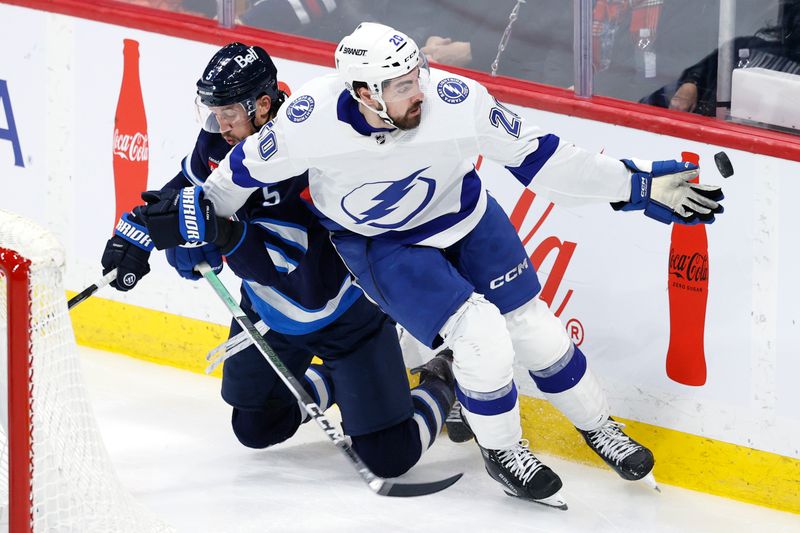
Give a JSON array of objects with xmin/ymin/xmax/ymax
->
[
  {"xmin": 286, "ymin": 95, "xmax": 315, "ymax": 123},
  {"xmin": 341, "ymin": 168, "xmax": 436, "ymax": 229},
  {"xmin": 437, "ymin": 78, "xmax": 469, "ymax": 104}
]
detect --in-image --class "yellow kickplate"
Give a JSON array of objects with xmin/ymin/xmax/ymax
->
[{"xmin": 68, "ymin": 293, "xmax": 799, "ymax": 514}]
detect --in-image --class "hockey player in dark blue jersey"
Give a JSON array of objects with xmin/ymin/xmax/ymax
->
[{"xmin": 100, "ymin": 43, "xmax": 460, "ymax": 479}]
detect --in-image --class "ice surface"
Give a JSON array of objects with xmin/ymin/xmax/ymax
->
[{"xmin": 79, "ymin": 347, "xmax": 800, "ymax": 533}]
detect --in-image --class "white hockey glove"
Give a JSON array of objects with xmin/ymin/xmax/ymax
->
[{"xmin": 613, "ymin": 159, "xmax": 724, "ymax": 225}]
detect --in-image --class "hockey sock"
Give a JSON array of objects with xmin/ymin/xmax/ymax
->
[
  {"xmin": 528, "ymin": 344, "xmax": 609, "ymax": 431},
  {"xmin": 299, "ymin": 364, "xmax": 334, "ymax": 423},
  {"xmin": 410, "ymin": 377, "xmax": 453, "ymax": 451}
]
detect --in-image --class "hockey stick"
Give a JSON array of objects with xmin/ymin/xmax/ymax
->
[
  {"xmin": 196, "ymin": 262, "xmax": 462, "ymax": 497},
  {"xmin": 68, "ymin": 269, "xmax": 118, "ymax": 310}
]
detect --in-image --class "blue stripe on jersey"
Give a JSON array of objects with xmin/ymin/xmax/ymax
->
[
  {"xmin": 243, "ymin": 278, "xmax": 363, "ymax": 335},
  {"xmin": 456, "ymin": 380, "xmax": 518, "ymax": 416},
  {"xmin": 505, "ymin": 134, "xmax": 560, "ymax": 187},
  {"xmin": 230, "ymin": 142, "xmax": 268, "ymax": 188}
]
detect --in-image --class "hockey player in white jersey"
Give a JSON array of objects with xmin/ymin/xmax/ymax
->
[{"xmin": 138, "ymin": 23, "xmax": 724, "ymax": 508}]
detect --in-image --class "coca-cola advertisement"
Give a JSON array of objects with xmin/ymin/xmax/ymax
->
[
  {"xmin": 665, "ymin": 151, "xmax": 710, "ymax": 386},
  {"xmin": 112, "ymin": 39, "xmax": 149, "ymax": 227}
]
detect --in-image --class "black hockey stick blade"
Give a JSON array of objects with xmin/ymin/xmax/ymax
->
[
  {"xmin": 68, "ymin": 269, "xmax": 117, "ymax": 310},
  {"xmin": 376, "ymin": 473, "xmax": 463, "ymax": 497}
]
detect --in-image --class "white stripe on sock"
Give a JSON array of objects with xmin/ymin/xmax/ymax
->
[
  {"xmin": 304, "ymin": 367, "xmax": 330, "ymax": 410},
  {"xmin": 412, "ymin": 412, "xmax": 432, "ymax": 450},
  {"xmin": 411, "ymin": 389, "xmax": 444, "ymax": 434}
]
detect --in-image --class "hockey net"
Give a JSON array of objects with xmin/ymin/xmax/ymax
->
[{"xmin": 0, "ymin": 209, "xmax": 172, "ymax": 532}]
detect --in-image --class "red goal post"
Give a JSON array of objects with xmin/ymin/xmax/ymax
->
[{"xmin": 0, "ymin": 209, "xmax": 172, "ymax": 532}]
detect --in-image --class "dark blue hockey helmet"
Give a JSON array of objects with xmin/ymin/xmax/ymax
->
[
  {"xmin": 196, "ymin": 43, "xmax": 284, "ymax": 132},
  {"xmin": 197, "ymin": 42, "xmax": 281, "ymax": 105}
]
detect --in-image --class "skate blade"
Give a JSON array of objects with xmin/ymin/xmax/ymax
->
[
  {"xmin": 504, "ymin": 490, "xmax": 568, "ymax": 510},
  {"xmin": 640, "ymin": 472, "xmax": 660, "ymax": 492}
]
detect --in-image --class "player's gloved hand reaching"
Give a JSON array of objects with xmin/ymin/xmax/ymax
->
[
  {"xmin": 135, "ymin": 187, "xmax": 217, "ymax": 249},
  {"xmin": 136, "ymin": 187, "xmax": 244, "ymax": 252},
  {"xmin": 101, "ymin": 211, "xmax": 154, "ymax": 291},
  {"xmin": 613, "ymin": 159, "xmax": 724, "ymax": 225},
  {"xmin": 166, "ymin": 244, "xmax": 223, "ymax": 280}
]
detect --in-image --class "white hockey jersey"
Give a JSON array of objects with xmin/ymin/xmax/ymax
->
[{"xmin": 204, "ymin": 68, "xmax": 632, "ymax": 248}]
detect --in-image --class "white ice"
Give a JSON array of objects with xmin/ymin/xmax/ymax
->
[{"xmin": 79, "ymin": 347, "xmax": 800, "ymax": 533}]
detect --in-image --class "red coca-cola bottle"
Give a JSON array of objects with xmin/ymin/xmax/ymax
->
[
  {"xmin": 112, "ymin": 39, "xmax": 149, "ymax": 227},
  {"xmin": 665, "ymin": 151, "xmax": 709, "ymax": 386}
]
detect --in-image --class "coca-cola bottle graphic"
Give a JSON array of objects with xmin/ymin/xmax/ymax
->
[
  {"xmin": 666, "ymin": 151, "xmax": 709, "ymax": 386},
  {"xmin": 112, "ymin": 39, "xmax": 149, "ymax": 227}
]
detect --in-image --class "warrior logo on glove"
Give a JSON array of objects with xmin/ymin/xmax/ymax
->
[{"xmin": 180, "ymin": 187, "xmax": 204, "ymax": 241}]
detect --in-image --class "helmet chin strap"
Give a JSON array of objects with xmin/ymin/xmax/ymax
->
[{"xmin": 357, "ymin": 94, "xmax": 396, "ymax": 127}]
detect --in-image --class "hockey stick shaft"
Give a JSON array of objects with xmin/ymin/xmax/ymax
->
[
  {"xmin": 68, "ymin": 269, "xmax": 117, "ymax": 310},
  {"xmin": 196, "ymin": 262, "xmax": 461, "ymax": 497}
]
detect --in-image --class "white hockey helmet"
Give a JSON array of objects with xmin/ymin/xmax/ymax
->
[{"xmin": 335, "ymin": 22, "xmax": 429, "ymax": 124}]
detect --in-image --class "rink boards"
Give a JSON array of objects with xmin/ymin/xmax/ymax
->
[{"xmin": 1, "ymin": 1, "xmax": 798, "ymax": 513}]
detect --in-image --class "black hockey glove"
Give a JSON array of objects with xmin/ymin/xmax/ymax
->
[
  {"xmin": 135, "ymin": 187, "xmax": 218, "ymax": 250},
  {"xmin": 136, "ymin": 187, "xmax": 244, "ymax": 252},
  {"xmin": 101, "ymin": 211, "xmax": 153, "ymax": 291}
]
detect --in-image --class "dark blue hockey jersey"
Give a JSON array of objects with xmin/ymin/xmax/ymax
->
[{"xmin": 164, "ymin": 129, "xmax": 362, "ymax": 335}]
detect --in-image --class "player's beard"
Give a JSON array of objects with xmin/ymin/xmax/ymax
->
[{"xmin": 391, "ymin": 101, "xmax": 423, "ymax": 130}]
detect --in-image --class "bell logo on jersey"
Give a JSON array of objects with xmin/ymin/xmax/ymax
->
[
  {"xmin": 286, "ymin": 95, "xmax": 315, "ymax": 123},
  {"xmin": 341, "ymin": 167, "xmax": 436, "ymax": 229},
  {"xmin": 437, "ymin": 78, "xmax": 470, "ymax": 104}
]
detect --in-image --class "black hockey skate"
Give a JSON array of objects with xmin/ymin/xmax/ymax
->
[
  {"xmin": 411, "ymin": 350, "xmax": 474, "ymax": 443},
  {"xmin": 479, "ymin": 439, "xmax": 567, "ymax": 510},
  {"xmin": 578, "ymin": 417, "xmax": 658, "ymax": 489},
  {"xmin": 411, "ymin": 348, "xmax": 455, "ymax": 388},
  {"xmin": 445, "ymin": 401, "xmax": 474, "ymax": 443}
]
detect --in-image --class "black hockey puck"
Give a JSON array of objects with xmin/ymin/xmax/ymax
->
[{"xmin": 714, "ymin": 151, "xmax": 734, "ymax": 178}]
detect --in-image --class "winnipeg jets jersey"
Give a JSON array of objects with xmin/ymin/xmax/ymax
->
[
  {"xmin": 165, "ymin": 129, "xmax": 360, "ymax": 335},
  {"xmin": 204, "ymin": 68, "xmax": 632, "ymax": 248}
]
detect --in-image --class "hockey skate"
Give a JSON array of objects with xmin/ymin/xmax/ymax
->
[
  {"xmin": 411, "ymin": 350, "xmax": 474, "ymax": 443},
  {"xmin": 411, "ymin": 348, "xmax": 455, "ymax": 387},
  {"xmin": 445, "ymin": 401, "xmax": 474, "ymax": 443},
  {"xmin": 578, "ymin": 417, "xmax": 659, "ymax": 490},
  {"xmin": 479, "ymin": 439, "xmax": 567, "ymax": 510}
]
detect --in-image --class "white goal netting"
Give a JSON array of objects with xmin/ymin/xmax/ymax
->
[{"xmin": 0, "ymin": 209, "xmax": 172, "ymax": 532}]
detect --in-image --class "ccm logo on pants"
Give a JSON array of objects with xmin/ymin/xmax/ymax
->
[{"xmin": 489, "ymin": 259, "xmax": 529, "ymax": 290}]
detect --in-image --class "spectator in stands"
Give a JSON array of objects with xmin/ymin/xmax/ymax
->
[
  {"xmin": 419, "ymin": 0, "xmax": 574, "ymax": 86},
  {"xmin": 643, "ymin": 0, "xmax": 799, "ymax": 116}
]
